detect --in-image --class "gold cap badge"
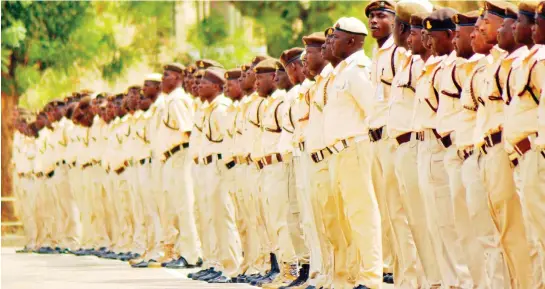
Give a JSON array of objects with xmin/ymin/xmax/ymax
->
[{"xmin": 426, "ymin": 20, "xmax": 432, "ymax": 29}]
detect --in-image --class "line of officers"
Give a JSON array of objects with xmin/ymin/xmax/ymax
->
[{"xmin": 11, "ymin": 0, "xmax": 545, "ymax": 288}]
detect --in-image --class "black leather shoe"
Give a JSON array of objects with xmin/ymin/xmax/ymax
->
[
  {"xmin": 254, "ymin": 271, "xmax": 280, "ymax": 286},
  {"xmin": 385, "ymin": 275, "xmax": 394, "ymax": 284},
  {"xmin": 305, "ymin": 286, "xmax": 316, "ymax": 289},
  {"xmin": 354, "ymin": 285, "xmax": 371, "ymax": 289},
  {"xmin": 199, "ymin": 270, "xmax": 222, "ymax": 282},
  {"xmin": 37, "ymin": 247, "xmax": 58, "ymax": 254},
  {"xmin": 119, "ymin": 252, "xmax": 136, "ymax": 262},
  {"xmin": 165, "ymin": 257, "xmax": 190, "ymax": 269},
  {"xmin": 131, "ymin": 259, "xmax": 156, "ymax": 268},
  {"xmin": 191, "ymin": 268, "xmax": 214, "ymax": 280},
  {"xmin": 280, "ymin": 263, "xmax": 310, "ymax": 288},
  {"xmin": 16, "ymin": 247, "xmax": 31, "ymax": 253},
  {"xmin": 208, "ymin": 275, "xmax": 232, "ymax": 283}
]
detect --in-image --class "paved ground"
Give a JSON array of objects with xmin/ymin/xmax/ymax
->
[{"xmin": 1, "ymin": 248, "xmax": 394, "ymax": 289}]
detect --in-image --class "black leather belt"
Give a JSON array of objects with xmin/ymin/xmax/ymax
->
[
  {"xmin": 139, "ymin": 157, "xmax": 152, "ymax": 165},
  {"xmin": 458, "ymin": 148, "xmax": 474, "ymax": 161},
  {"xmin": 432, "ymin": 129, "xmax": 453, "ymax": 148},
  {"xmin": 46, "ymin": 170, "xmax": 55, "ymax": 178},
  {"xmin": 56, "ymin": 160, "xmax": 67, "ymax": 166},
  {"xmin": 225, "ymin": 160, "xmax": 236, "ymax": 169},
  {"xmin": 298, "ymin": 141, "xmax": 306, "ymax": 152},
  {"xmin": 114, "ymin": 160, "xmax": 129, "ymax": 175},
  {"xmin": 81, "ymin": 162, "xmax": 92, "ymax": 169},
  {"xmin": 369, "ymin": 126, "xmax": 384, "ymax": 142},
  {"xmin": 311, "ymin": 147, "xmax": 333, "ymax": 163},
  {"xmin": 396, "ymin": 132, "xmax": 412, "ymax": 145}
]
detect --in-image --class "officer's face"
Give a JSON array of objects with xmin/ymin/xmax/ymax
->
[
  {"xmin": 242, "ymin": 68, "xmax": 257, "ymax": 90},
  {"xmin": 498, "ymin": 18, "xmax": 517, "ymax": 51},
  {"xmin": 369, "ymin": 10, "xmax": 394, "ymax": 40},
  {"xmin": 472, "ymin": 17, "xmax": 494, "ymax": 54},
  {"xmin": 533, "ymin": 16, "xmax": 545, "ymax": 44},
  {"xmin": 482, "ymin": 12, "xmax": 502, "ymax": 44},
  {"xmin": 162, "ymin": 70, "xmax": 179, "ymax": 92},
  {"xmin": 224, "ymin": 79, "xmax": 242, "ymax": 100},
  {"xmin": 331, "ymin": 30, "xmax": 348, "ymax": 59},
  {"xmin": 513, "ymin": 13, "xmax": 534, "ymax": 44},
  {"xmin": 254, "ymin": 72, "xmax": 275, "ymax": 97},
  {"xmin": 274, "ymin": 70, "xmax": 291, "ymax": 90},
  {"xmin": 305, "ymin": 46, "xmax": 325, "ymax": 77},
  {"xmin": 197, "ymin": 78, "xmax": 219, "ymax": 99},
  {"xmin": 454, "ymin": 26, "xmax": 474, "ymax": 58},
  {"xmin": 192, "ymin": 77, "xmax": 202, "ymax": 97},
  {"xmin": 408, "ymin": 28, "xmax": 425, "ymax": 55},
  {"xmin": 143, "ymin": 80, "xmax": 160, "ymax": 99},
  {"xmin": 429, "ymin": 30, "xmax": 454, "ymax": 56},
  {"xmin": 138, "ymin": 95, "xmax": 152, "ymax": 111}
]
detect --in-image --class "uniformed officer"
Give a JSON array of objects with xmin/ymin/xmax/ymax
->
[
  {"xmin": 195, "ymin": 66, "xmax": 242, "ymax": 283},
  {"xmin": 131, "ymin": 74, "xmax": 164, "ymax": 268},
  {"xmin": 365, "ymin": 1, "xmax": 399, "ymax": 281},
  {"xmin": 155, "ymin": 62, "xmax": 200, "ymax": 268},
  {"xmin": 325, "ymin": 17, "xmax": 381, "ymax": 289},
  {"xmin": 386, "ymin": 2, "xmax": 436, "ymax": 287},
  {"xmin": 504, "ymin": 2, "xmax": 545, "ymax": 286}
]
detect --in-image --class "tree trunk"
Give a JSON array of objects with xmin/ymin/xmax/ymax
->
[{"xmin": 1, "ymin": 92, "xmax": 20, "ymax": 236}]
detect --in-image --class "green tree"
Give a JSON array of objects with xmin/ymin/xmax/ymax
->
[
  {"xmin": 232, "ymin": 1, "xmax": 374, "ymax": 58},
  {"xmin": 0, "ymin": 1, "xmax": 143, "ymax": 223}
]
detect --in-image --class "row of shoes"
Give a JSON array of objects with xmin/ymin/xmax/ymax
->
[{"xmin": 129, "ymin": 256, "xmax": 201, "ymax": 269}]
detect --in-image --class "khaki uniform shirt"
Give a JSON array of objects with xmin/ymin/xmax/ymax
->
[
  {"xmin": 474, "ymin": 45, "xmax": 508, "ymax": 145},
  {"xmin": 201, "ymin": 94, "xmax": 231, "ymax": 158},
  {"xmin": 278, "ymin": 85, "xmax": 301, "ymax": 155},
  {"xmin": 306, "ymin": 64, "xmax": 334, "ymax": 153},
  {"xmin": 244, "ymin": 93, "xmax": 267, "ymax": 160},
  {"xmin": 505, "ymin": 45, "xmax": 545, "ymax": 146},
  {"xmin": 369, "ymin": 36, "xmax": 406, "ymax": 129},
  {"xmin": 387, "ymin": 52, "xmax": 423, "ymax": 138},
  {"xmin": 108, "ymin": 117, "xmax": 130, "ymax": 171},
  {"xmin": 536, "ymin": 45, "xmax": 545, "ymax": 146},
  {"xmin": 436, "ymin": 52, "xmax": 472, "ymax": 136},
  {"xmin": 412, "ymin": 55, "xmax": 445, "ymax": 131},
  {"xmin": 323, "ymin": 49, "xmax": 373, "ymax": 146},
  {"xmin": 222, "ymin": 100, "xmax": 240, "ymax": 163},
  {"xmin": 261, "ymin": 90, "xmax": 286, "ymax": 155},
  {"xmin": 156, "ymin": 88, "xmax": 194, "ymax": 160},
  {"xmin": 293, "ymin": 80, "xmax": 314, "ymax": 154},
  {"xmin": 455, "ymin": 54, "xmax": 487, "ymax": 149},
  {"xmin": 132, "ymin": 110, "xmax": 153, "ymax": 161}
]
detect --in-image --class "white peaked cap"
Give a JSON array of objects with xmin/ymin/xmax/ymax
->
[{"xmin": 334, "ymin": 17, "xmax": 368, "ymax": 36}]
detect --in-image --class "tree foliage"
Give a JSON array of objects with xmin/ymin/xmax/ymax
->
[{"xmin": 232, "ymin": 1, "xmax": 374, "ymax": 58}]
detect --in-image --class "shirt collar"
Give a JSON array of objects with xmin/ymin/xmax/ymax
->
[
  {"xmin": 506, "ymin": 45, "xmax": 529, "ymax": 60},
  {"xmin": 344, "ymin": 49, "xmax": 365, "ymax": 65},
  {"xmin": 490, "ymin": 45, "xmax": 507, "ymax": 62},
  {"xmin": 443, "ymin": 51, "xmax": 458, "ymax": 66}
]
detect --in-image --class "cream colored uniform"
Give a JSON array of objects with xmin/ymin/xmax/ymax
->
[
  {"xmin": 50, "ymin": 117, "xmax": 81, "ymax": 250},
  {"xmin": 533, "ymin": 46, "xmax": 545, "ymax": 263},
  {"xmin": 200, "ymin": 94, "xmax": 242, "ymax": 276},
  {"xmin": 413, "ymin": 54, "xmax": 459, "ymax": 287},
  {"xmin": 24, "ymin": 135, "xmax": 39, "ymax": 249},
  {"xmin": 457, "ymin": 53, "xmax": 508, "ymax": 289},
  {"xmin": 107, "ymin": 117, "xmax": 133, "ymax": 252},
  {"xmin": 100, "ymin": 120, "xmax": 117, "ymax": 250},
  {"xmin": 387, "ymin": 53, "xmax": 436, "ymax": 288},
  {"xmin": 305, "ymin": 64, "xmax": 344, "ymax": 289},
  {"xmin": 474, "ymin": 45, "xmax": 533, "ymax": 289},
  {"xmin": 260, "ymin": 89, "xmax": 299, "ymax": 272},
  {"xmin": 232, "ymin": 95, "xmax": 259, "ymax": 275},
  {"xmin": 322, "ymin": 50, "xmax": 382, "ymax": 289},
  {"xmin": 35, "ymin": 127, "xmax": 57, "ymax": 248},
  {"xmin": 369, "ymin": 36, "xmax": 401, "ymax": 277},
  {"xmin": 504, "ymin": 45, "xmax": 545, "ymax": 288},
  {"xmin": 243, "ymin": 92, "xmax": 270, "ymax": 273},
  {"xmin": 433, "ymin": 51, "xmax": 473, "ymax": 288},
  {"xmin": 87, "ymin": 116, "xmax": 111, "ymax": 250},
  {"xmin": 190, "ymin": 98, "xmax": 209, "ymax": 266},
  {"xmin": 133, "ymin": 109, "xmax": 162, "ymax": 260},
  {"xmin": 156, "ymin": 87, "xmax": 200, "ymax": 263},
  {"xmin": 65, "ymin": 122, "xmax": 84, "ymax": 248},
  {"xmin": 289, "ymin": 80, "xmax": 315, "ymax": 271}
]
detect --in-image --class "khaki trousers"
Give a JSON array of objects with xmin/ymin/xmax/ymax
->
[
  {"xmin": 232, "ymin": 164, "xmax": 251, "ymax": 275},
  {"xmin": 444, "ymin": 137, "xmax": 483, "ymax": 289},
  {"xmin": 479, "ymin": 143, "xmax": 532, "ymax": 289},
  {"xmin": 461, "ymin": 152, "xmax": 509, "ymax": 289},
  {"xmin": 329, "ymin": 140, "xmax": 382, "ymax": 289},
  {"xmin": 89, "ymin": 166, "xmax": 111, "ymax": 249},
  {"xmin": 370, "ymin": 134, "xmax": 396, "ymax": 277},
  {"xmin": 53, "ymin": 164, "xmax": 81, "ymax": 250},
  {"xmin": 109, "ymin": 170, "xmax": 133, "ymax": 252},
  {"xmin": 262, "ymin": 162, "xmax": 296, "ymax": 264},
  {"xmin": 16, "ymin": 176, "xmax": 38, "ymax": 249},
  {"xmin": 308, "ymin": 156, "xmax": 340, "ymax": 289},
  {"xmin": 126, "ymin": 164, "xmax": 146, "ymax": 254},
  {"xmin": 67, "ymin": 166, "xmax": 84, "ymax": 249},
  {"xmin": 394, "ymin": 135, "xmax": 441, "ymax": 287},
  {"xmin": 418, "ymin": 130, "xmax": 471, "ymax": 288},
  {"xmin": 242, "ymin": 165, "xmax": 266, "ymax": 274},
  {"xmin": 248, "ymin": 164, "xmax": 272, "ymax": 273},
  {"xmin": 161, "ymin": 151, "xmax": 201, "ymax": 263},
  {"xmin": 292, "ymin": 154, "xmax": 313, "ymax": 264},
  {"xmin": 137, "ymin": 160, "xmax": 163, "ymax": 260},
  {"xmin": 77, "ymin": 167, "xmax": 93, "ymax": 248},
  {"xmin": 202, "ymin": 160, "xmax": 242, "ymax": 277},
  {"xmin": 372, "ymin": 133, "xmax": 419, "ymax": 288},
  {"xmin": 35, "ymin": 177, "xmax": 56, "ymax": 248},
  {"xmin": 193, "ymin": 163, "xmax": 211, "ymax": 266},
  {"xmin": 514, "ymin": 145, "xmax": 545, "ymax": 289}
]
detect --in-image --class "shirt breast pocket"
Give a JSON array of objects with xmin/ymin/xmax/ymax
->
[{"xmin": 334, "ymin": 79, "xmax": 349, "ymax": 99}]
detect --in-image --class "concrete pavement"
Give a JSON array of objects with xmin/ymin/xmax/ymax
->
[{"xmin": 1, "ymin": 248, "xmax": 394, "ymax": 289}]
